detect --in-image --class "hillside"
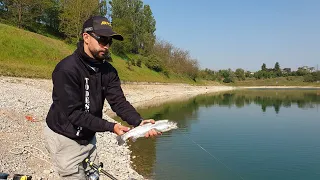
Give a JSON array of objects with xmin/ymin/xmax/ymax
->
[{"xmin": 0, "ymin": 23, "xmax": 199, "ymax": 84}]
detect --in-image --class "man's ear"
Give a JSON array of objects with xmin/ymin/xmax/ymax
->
[{"xmin": 83, "ymin": 33, "xmax": 90, "ymax": 44}]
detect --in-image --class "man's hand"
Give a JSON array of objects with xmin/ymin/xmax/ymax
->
[
  {"xmin": 113, "ymin": 123, "xmax": 130, "ymax": 136},
  {"xmin": 139, "ymin": 119, "xmax": 162, "ymax": 138}
]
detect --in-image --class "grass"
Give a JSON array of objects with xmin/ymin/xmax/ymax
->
[
  {"xmin": 0, "ymin": 23, "xmax": 75, "ymax": 78},
  {"xmin": 0, "ymin": 23, "xmax": 204, "ymax": 84}
]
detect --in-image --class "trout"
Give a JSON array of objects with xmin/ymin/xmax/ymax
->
[{"xmin": 116, "ymin": 120, "xmax": 178, "ymax": 145}]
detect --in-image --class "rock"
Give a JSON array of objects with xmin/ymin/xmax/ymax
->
[{"xmin": 43, "ymin": 169, "xmax": 51, "ymax": 174}]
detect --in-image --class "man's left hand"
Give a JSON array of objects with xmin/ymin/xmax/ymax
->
[{"xmin": 139, "ymin": 119, "xmax": 162, "ymax": 138}]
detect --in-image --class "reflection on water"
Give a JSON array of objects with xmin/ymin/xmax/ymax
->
[
  {"xmin": 118, "ymin": 89, "xmax": 320, "ymax": 179},
  {"xmin": 218, "ymin": 89, "xmax": 320, "ymax": 113}
]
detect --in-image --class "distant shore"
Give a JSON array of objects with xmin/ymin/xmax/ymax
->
[
  {"xmin": 105, "ymin": 83, "xmax": 236, "ymax": 116},
  {"xmin": 240, "ymin": 86, "xmax": 320, "ymax": 89}
]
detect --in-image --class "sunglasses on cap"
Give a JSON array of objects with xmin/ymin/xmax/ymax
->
[{"xmin": 88, "ymin": 32, "xmax": 113, "ymax": 46}]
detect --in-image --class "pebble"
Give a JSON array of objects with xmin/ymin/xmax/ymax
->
[{"xmin": 43, "ymin": 169, "xmax": 51, "ymax": 175}]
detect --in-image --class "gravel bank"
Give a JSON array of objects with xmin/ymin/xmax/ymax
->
[{"xmin": 0, "ymin": 76, "xmax": 234, "ymax": 179}]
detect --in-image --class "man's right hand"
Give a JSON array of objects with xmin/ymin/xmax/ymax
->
[{"xmin": 113, "ymin": 123, "xmax": 130, "ymax": 136}]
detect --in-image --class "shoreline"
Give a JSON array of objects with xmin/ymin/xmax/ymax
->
[
  {"xmin": 239, "ymin": 86, "xmax": 320, "ymax": 89},
  {"xmin": 1, "ymin": 76, "xmax": 318, "ymax": 179},
  {"xmin": 104, "ymin": 83, "xmax": 236, "ymax": 117},
  {"xmin": 0, "ymin": 76, "xmax": 234, "ymax": 180}
]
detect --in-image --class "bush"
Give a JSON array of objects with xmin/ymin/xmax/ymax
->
[
  {"xmin": 303, "ymin": 74, "xmax": 315, "ymax": 82},
  {"xmin": 126, "ymin": 59, "xmax": 133, "ymax": 71},
  {"xmin": 223, "ymin": 77, "xmax": 234, "ymax": 83},
  {"xmin": 286, "ymin": 76, "xmax": 293, "ymax": 81},
  {"xmin": 163, "ymin": 69, "xmax": 170, "ymax": 78},
  {"xmin": 131, "ymin": 59, "xmax": 136, "ymax": 66},
  {"xmin": 145, "ymin": 55, "xmax": 163, "ymax": 72},
  {"xmin": 136, "ymin": 59, "xmax": 142, "ymax": 67},
  {"xmin": 304, "ymin": 71, "xmax": 320, "ymax": 82},
  {"xmin": 315, "ymin": 71, "xmax": 320, "ymax": 81}
]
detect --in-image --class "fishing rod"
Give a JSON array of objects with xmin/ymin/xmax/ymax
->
[
  {"xmin": 185, "ymin": 136, "xmax": 244, "ymax": 180},
  {"xmin": 177, "ymin": 128, "xmax": 245, "ymax": 180},
  {"xmin": 84, "ymin": 158, "xmax": 118, "ymax": 180}
]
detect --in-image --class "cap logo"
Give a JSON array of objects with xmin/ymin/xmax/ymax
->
[
  {"xmin": 84, "ymin": 27, "xmax": 93, "ymax": 32},
  {"xmin": 101, "ymin": 21, "xmax": 111, "ymax": 27}
]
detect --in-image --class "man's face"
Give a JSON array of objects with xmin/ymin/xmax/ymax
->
[{"xmin": 83, "ymin": 32, "xmax": 113, "ymax": 61}]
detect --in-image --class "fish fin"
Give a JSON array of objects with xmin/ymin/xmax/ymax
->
[{"xmin": 116, "ymin": 135, "xmax": 126, "ymax": 146}]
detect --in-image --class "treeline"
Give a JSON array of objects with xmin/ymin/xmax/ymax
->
[
  {"xmin": 199, "ymin": 62, "xmax": 320, "ymax": 83},
  {"xmin": 193, "ymin": 91, "xmax": 320, "ymax": 114},
  {"xmin": 0, "ymin": 0, "xmax": 104, "ymax": 41},
  {"xmin": 0, "ymin": 0, "xmax": 199, "ymax": 81},
  {"xmin": 254, "ymin": 63, "xmax": 320, "ymax": 83}
]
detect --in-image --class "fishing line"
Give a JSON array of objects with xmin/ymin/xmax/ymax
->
[{"xmin": 180, "ymin": 130, "xmax": 244, "ymax": 180}]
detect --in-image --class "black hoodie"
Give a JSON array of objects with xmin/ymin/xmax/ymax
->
[{"xmin": 46, "ymin": 41, "xmax": 142, "ymax": 145}]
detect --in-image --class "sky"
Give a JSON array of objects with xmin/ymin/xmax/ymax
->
[{"xmin": 143, "ymin": 0, "xmax": 320, "ymax": 71}]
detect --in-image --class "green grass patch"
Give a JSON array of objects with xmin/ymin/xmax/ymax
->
[
  {"xmin": 0, "ymin": 23, "xmax": 205, "ymax": 84},
  {"xmin": 0, "ymin": 23, "xmax": 75, "ymax": 78}
]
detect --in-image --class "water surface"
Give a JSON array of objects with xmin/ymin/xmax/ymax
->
[{"xmin": 123, "ymin": 89, "xmax": 320, "ymax": 180}]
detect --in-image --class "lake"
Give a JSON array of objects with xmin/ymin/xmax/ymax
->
[{"xmin": 127, "ymin": 89, "xmax": 320, "ymax": 180}]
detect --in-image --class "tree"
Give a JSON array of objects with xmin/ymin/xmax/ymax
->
[
  {"xmin": 296, "ymin": 67, "xmax": 310, "ymax": 76},
  {"xmin": 219, "ymin": 69, "xmax": 235, "ymax": 83},
  {"xmin": 110, "ymin": 0, "xmax": 155, "ymax": 54},
  {"xmin": 254, "ymin": 70, "xmax": 268, "ymax": 79},
  {"xmin": 304, "ymin": 71, "xmax": 320, "ymax": 82},
  {"xmin": 274, "ymin": 62, "xmax": 280, "ymax": 71},
  {"xmin": 59, "ymin": 0, "xmax": 102, "ymax": 43},
  {"xmin": 199, "ymin": 68, "xmax": 216, "ymax": 81},
  {"xmin": 0, "ymin": 0, "xmax": 10, "ymax": 20},
  {"xmin": 41, "ymin": 0, "xmax": 60, "ymax": 34},
  {"xmin": 2, "ymin": 0, "xmax": 51, "ymax": 31},
  {"xmin": 261, "ymin": 63, "xmax": 267, "ymax": 71},
  {"xmin": 245, "ymin": 71, "xmax": 253, "ymax": 78},
  {"xmin": 111, "ymin": 0, "xmax": 137, "ymax": 54},
  {"xmin": 129, "ymin": 0, "xmax": 144, "ymax": 53},
  {"xmin": 140, "ymin": 4, "xmax": 156, "ymax": 55},
  {"xmin": 235, "ymin": 68, "xmax": 245, "ymax": 80},
  {"xmin": 274, "ymin": 62, "xmax": 282, "ymax": 77}
]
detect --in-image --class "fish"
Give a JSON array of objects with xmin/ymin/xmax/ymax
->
[{"xmin": 116, "ymin": 120, "xmax": 178, "ymax": 145}]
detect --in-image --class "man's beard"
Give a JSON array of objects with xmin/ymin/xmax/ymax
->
[{"xmin": 91, "ymin": 49, "xmax": 106, "ymax": 61}]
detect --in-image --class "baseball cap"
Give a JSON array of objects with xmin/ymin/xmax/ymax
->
[{"xmin": 82, "ymin": 16, "xmax": 123, "ymax": 41}]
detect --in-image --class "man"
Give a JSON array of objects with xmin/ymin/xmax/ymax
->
[{"xmin": 44, "ymin": 16, "xmax": 159, "ymax": 179}]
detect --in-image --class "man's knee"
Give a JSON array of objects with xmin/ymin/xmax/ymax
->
[
  {"xmin": 59, "ymin": 163, "xmax": 86, "ymax": 180},
  {"xmin": 44, "ymin": 127, "xmax": 96, "ymax": 179},
  {"xmin": 55, "ymin": 158, "xmax": 80, "ymax": 176}
]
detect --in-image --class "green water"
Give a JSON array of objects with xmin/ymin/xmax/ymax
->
[{"xmin": 127, "ymin": 89, "xmax": 320, "ymax": 180}]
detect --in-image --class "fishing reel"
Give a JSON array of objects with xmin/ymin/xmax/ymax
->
[
  {"xmin": 85, "ymin": 158, "xmax": 117, "ymax": 180},
  {"xmin": 12, "ymin": 174, "xmax": 32, "ymax": 180},
  {"xmin": 87, "ymin": 162, "xmax": 103, "ymax": 180},
  {"xmin": 0, "ymin": 173, "xmax": 32, "ymax": 180},
  {"xmin": 88, "ymin": 171, "xmax": 100, "ymax": 180}
]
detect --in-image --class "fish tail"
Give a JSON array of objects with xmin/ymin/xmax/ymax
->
[{"xmin": 116, "ymin": 135, "xmax": 126, "ymax": 146}]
